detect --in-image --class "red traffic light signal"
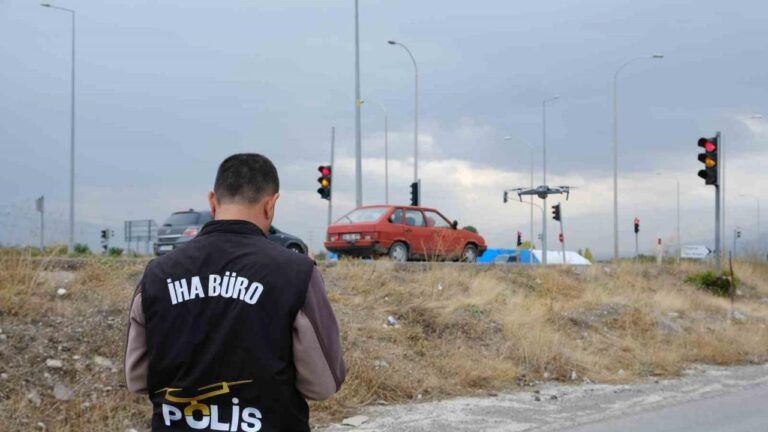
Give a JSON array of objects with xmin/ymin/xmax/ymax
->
[
  {"xmin": 634, "ymin": 217, "xmax": 640, "ymax": 234},
  {"xmin": 317, "ymin": 165, "xmax": 332, "ymax": 200},
  {"xmin": 558, "ymin": 232, "xmax": 564, "ymax": 243},
  {"xmin": 697, "ymin": 135, "xmax": 718, "ymax": 186}
]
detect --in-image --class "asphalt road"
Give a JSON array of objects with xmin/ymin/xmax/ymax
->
[
  {"xmin": 566, "ymin": 383, "xmax": 768, "ymax": 432},
  {"xmin": 323, "ymin": 364, "xmax": 768, "ymax": 432}
]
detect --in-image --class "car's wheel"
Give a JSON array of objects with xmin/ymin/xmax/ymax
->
[
  {"xmin": 388, "ymin": 242, "xmax": 409, "ymax": 263},
  {"xmin": 287, "ymin": 243, "xmax": 304, "ymax": 254},
  {"xmin": 461, "ymin": 244, "xmax": 478, "ymax": 263}
]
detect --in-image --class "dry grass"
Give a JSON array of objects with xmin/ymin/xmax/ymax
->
[{"xmin": 2, "ymin": 251, "xmax": 768, "ymax": 430}]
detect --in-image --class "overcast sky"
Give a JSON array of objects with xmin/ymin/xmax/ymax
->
[{"xmin": 1, "ymin": 0, "xmax": 766, "ymax": 258}]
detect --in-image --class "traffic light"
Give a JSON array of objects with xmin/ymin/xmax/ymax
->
[
  {"xmin": 503, "ymin": 191, "xmax": 508, "ymax": 203},
  {"xmin": 410, "ymin": 181, "xmax": 420, "ymax": 206},
  {"xmin": 697, "ymin": 136, "xmax": 718, "ymax": 186},
  {"xmin": 551, "ymin": 203, "xmax": 561, "ymax": 221},
  {"xmin": 100, "ymin": 229, "xmax": 107, "ymax": 240},
  {"xmin": 516, "ymin": 231, "xmax": 522, "ymax": 246},
  {"xmin": 634, "ymin": 217, "xmax": 640, "ymax": 234},
  {"xmin": 317, "ymin": 165, "xmax": 332, "ymax": 200}
]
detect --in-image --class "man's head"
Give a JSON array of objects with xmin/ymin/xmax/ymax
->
[{"xmin": 208, "ymin": 154, "xmax": 280, "ymax": 232}]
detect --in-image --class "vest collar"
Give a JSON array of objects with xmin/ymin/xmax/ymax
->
[{"xmin": 198, "ymin": 219, "xmax": 267, "ymax": 238}]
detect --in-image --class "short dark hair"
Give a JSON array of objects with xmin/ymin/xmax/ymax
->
[{"xmin": 214, "ymin": 153, "xmax": 280, "ymax": 204}]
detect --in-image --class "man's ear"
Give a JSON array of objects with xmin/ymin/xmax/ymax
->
[
  {"xmin": 265, "ymin": 192, "xmax": 280, "ymax": 220},
  {"xmin": 208, "ymin": 191, "xmax": 217, "ymax": 218}
]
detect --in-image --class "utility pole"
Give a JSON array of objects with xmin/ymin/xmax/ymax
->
[
  {"xmin": 328, "ymin": 126, "xmax": 335, "ymax": 227},
  {"xmin": 41, "ymin": 3, "xmax": 76, "ymax": 253},
  {"xmin": 36, "ymin": 196, "xmax": 45, "ymax": 250},
  {"xmin": 353, "ymin": 0, "xmax": 362, "ymax": 207},
  {"xmin": 541, "ymin": 95, "xmax": 560, "ymax": 265}
]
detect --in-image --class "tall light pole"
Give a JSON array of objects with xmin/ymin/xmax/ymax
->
[
  {"xmin": 542, "ymin": 95, "xmax": 560, "ymax": 265},
  {"xmin": 505, "ymin": 136, "xmax": 535, "ymax": 250},
  {"xmin": 353, "ymin": 0, "xmax": 362, "ymax": 207},
  {"xmin": 739, "ymin": 194, "xmax": 761, "ymax": 243},
  {"xmin": 361, "ymin": 100, "xmax": 389, "ymax": 204},
  {"xmin": 41, "ymin": 3, "xmax": 76, "ymax": 253},
  {"xmin": 388, "ymin": 40, "xmax": 419, "ymax": 184},
  {"xmin": 656, "ymin": 172, "xmax": 681, "ymax": 262},
  {"xmin": 612, "ymin": 54, "xmax": 664, "ymax": 262}
]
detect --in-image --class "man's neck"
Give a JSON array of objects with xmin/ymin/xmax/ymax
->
[{"xmin": 214, "ymin": 205, "xmax": 269, "ymax": 234}]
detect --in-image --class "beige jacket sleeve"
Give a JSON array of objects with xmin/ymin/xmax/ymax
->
[
  {"xmin": 293, "ymin": 267, "xmax": 346, "ymax": 400},
  {"xmin": 124, "ymin": 284, "xmax": 148, "ymax": 394}
]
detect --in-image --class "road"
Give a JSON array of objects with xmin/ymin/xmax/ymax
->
[
  {"xmin": 567, "ymin": 383, "xmax": 768, "ymax": 432},
  {"xmin": 323, "ymin": 363, "xmax": 768, "ymax": 432}
]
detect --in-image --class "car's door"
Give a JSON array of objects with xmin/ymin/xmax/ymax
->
[
  {"xmin": 422, "ymin": 210, "xmax": 459, "ymax": 258},
  {"xmin": 380, "ymin": 207, "xmax": 405, "ymax": 248},
  {"xmin": 403, "ymin": 209, "xmax": 430, "ymax": 257}
]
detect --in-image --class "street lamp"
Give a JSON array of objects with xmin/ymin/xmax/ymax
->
[
  {"xmin": 541, "ymin": 95, "xmax": 560, "ymax": 265},
  {"xmin": 388, "ymin": 40, "xmax": 419, "ymax": 185},
  {"xmin": 739, "ymin": 194, "xmax": 761, "ymax": 243},
  {"xmin": 656, "ymin": 172, "xmax": 681, "ymax": 263},
  {"xmin": 360, "ymin": 100, "xmax": 389, "ymax": 204},
  {"xmin": 505, "ymin": 136, "xmax": 535, "ymax": 253},
  {"xmin": 41, "ymin": 2, "xmax": 76, "ymax": 254},
  {"xmin": 612, "ymin": 53, "xmax": 664, "ymax": 262}
]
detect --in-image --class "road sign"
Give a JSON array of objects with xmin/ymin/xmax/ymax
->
[{"xmin": 681, "ymin": 245, "xmax": 712, "ymax": 260}]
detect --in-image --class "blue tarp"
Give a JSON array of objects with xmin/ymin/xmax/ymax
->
[{"xmin": 477, "ymin": 248, "xmax": 536, "ymax": 264}]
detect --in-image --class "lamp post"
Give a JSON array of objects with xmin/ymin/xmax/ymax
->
[
  {"xmin": 505, "ymin": 136, "xmax": 535, "ymax": 250},
  {"xmin": 41, "ymin": 3, "xmax": 76, "ymax": 254},
  {"xmin": 353, "ymin": 0, "xmax": 362, "ymax": 207},
  {"xmin": 739, "ymin": 194, "xmax": 761, "ymax": 244},
  {"xmin": 612, "ymin": 53, "xmax": 664, "ymax": 262},
  {"xmin": 361, "ymin": 100, "xmax": 389, "ymax": 204},
  {"xmin": 656, "ymin": 172, "xmax": 681, "ymax": 263},
  {"xmin": 541, "ymin": 95, "xmax": 560, "ymax": 265},
  {"xmin": 388, "ymin": 40, "xmax": 419, "ymax": 184}
]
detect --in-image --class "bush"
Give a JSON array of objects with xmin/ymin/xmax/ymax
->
[
  {"xmin": 462, "ymin": 225, "xmax": 478, "ymax": 234},
  {"xmin": 583, "ymin": 248, "xmax": 594, "ymax": 262},
  {"xmin": 685, "ymin": 270, "xmax": 735, "ymax": 297},
  {"xmin": 108, "ymin": 247, "xmax": 124, "ymax": 257},
  {"xmin": 73, "ymin": 243, "xmax": 91, "ymax": 255},
  {"xmin": 45, "ymin": 245, "xmax": 69, "ymax": 256},
  {"xmin": 314, "ymin": 252, "xmax": 327, "ymax": 261}
]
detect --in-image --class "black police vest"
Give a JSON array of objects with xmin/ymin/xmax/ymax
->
[{"xmin": 141, "ymin": 220, "xmax": 315, "ymax": 432}]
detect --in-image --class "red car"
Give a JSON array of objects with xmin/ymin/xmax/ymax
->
[{"xmin": 324, "ymin": 205, "xmax": 487, "ymax": 262}]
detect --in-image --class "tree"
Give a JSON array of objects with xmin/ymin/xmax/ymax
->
[
  {"xmin": 462, "ymin": 225, "xmax": 478, "ymax": 234},
  {"xmin": 578, "ymin": 248, "xmax": 584, "ymax": 256},
  {"xmin": 519, "ymin": 241, "xmax": 533, "ymax": 249},
  {"xmin": 583, "ymin": 248, "xmax": 594, "ymax": 262}
]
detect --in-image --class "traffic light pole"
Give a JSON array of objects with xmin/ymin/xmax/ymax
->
[
  {"xmin": 328, "ymin": 126, "xmax": 335, "ymax": 228},
  {"xmin": 559, "ymin": 216, "xmax": 566, "ymax": 264},
  {"xmin": 715, "ymin": 131, "xmax": 722, "ymax": 271}
]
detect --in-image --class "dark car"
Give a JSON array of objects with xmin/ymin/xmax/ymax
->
[
  {"xmin": 155, "ymin": 209, "xmax": 308, "ymax": 256},
  {"xmin": 155, "ymin": 209, "xmax": 212, "ymax": 256},
  {"xmin": 267, "ymin": 226, "xmax": 308, "ymax": 254}
]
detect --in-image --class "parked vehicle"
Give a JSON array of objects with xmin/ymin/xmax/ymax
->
[
  {"xmin": 155, "ymin": 209, "xmax": 212, "ymax": 256},
  {"xmin": 324, "ymin": 205, "xmax": 486, "ymax": 262},
  {"xmin": 267, "ymin": 225, "xmax": 308, "ymax": 254},
  {"xmin": 155, "ymin": 209, "xmax": 307, "ymax": 255}
]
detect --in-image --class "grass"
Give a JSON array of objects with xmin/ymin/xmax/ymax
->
[{"xmin": 2, "ymin": 250, "xmax": 768, "ymax": 430}]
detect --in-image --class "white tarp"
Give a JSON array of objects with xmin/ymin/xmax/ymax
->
[{"xmin": 531, "ymin": 250, "xmax": 592, "ymax": 265}]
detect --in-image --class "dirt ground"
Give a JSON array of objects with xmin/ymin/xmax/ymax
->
[{"xmin": 1, "ymin": 253, "xmax": 768, "ymax": 431}]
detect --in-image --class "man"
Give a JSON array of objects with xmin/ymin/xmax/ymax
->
[{"xmin": 125, "ymin": 153, "xmax": 345, "ymax": 432}]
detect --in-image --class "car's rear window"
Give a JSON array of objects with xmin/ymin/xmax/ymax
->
[
  {"xmin": 163, "ymin": 212, "xmax": 200, "ymax": 226},
  {"xmin": 338, "ymin": 207, "xmax": 388, "ymax": 224}
]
